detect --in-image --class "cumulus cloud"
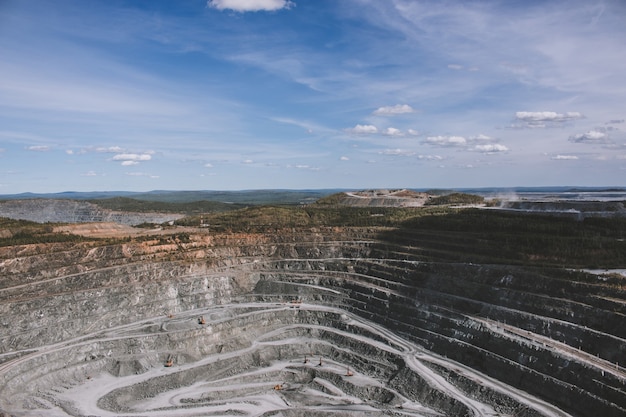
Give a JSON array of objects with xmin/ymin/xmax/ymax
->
[
  {"xmin": 422, "ymin": 133, "xmax": 509, "ymax": 154},
  {"xmin": 473, "ymin": 144, "xmax": 508, "ymax": 153},
  {"xmin": 339, "ymin": 156, "xmax": 349, "ymax": 161},
  {"xmin": 516, "ymin": 111, "xmax": 583, "ymax": 122},
  {"xmin": 383, "ymin": 127, "xmax": 403, "ymax": 136},
  {"xmin": 464, "ymin": 135, "xmax": 508, "ymax": 153},
  {"xmin": 207, "ymin": 0, "xmax": 294, "ymax": 12},
  {"xmin": 112, "ymin": 153, "xmax": 152, "ymax": 166},
  {"xmin": 551, "ymin": 155, "xmax": 579, "ymax": 160},
  {"xmin": 569, "ymin": 130, "xmax": 610, "ymax": 144},
  {"xmin": 27, "ymin": 145, "xmax": 50, "ymax": 152},
  {"xmin": 424, "ymin": 135, "xmax": 467, "ymax": 147},
  {"xmin": 346, "ymin": 124, "xmax": 378, "ymax": 134},
  {"xmin": 469, "ymin": 134, "xmax": 493, "ymax": 141},
  {"xmin": 407, "ymin": 129, "xmax": 420, "ymax": 136},
  {"xmin": 372, "ymin": 104, "xmax": 415, "ymax": 116}
]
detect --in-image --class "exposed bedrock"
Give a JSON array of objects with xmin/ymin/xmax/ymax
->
[{"xmin": 0, "ymin": 227, "xmax": 624, "ymax": 416}]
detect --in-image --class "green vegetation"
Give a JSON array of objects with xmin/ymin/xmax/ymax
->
[
  {"xmin": 424, "ymin": 192, "xmax": 484, "ymax": 206},
  {"xmin": 0, "ymin": 218, "xmax": 91, "ymax": 247},
  {"xmin": 175, "ymin": 205, "xmax": 451, "ymax": 230},
  {"xmin": 176, "ymin": 205, "xmax": 626, "ymax": 268},
  {"xmin": 313, "ymin": 192, "xmax": 349, "ymax": 206},
  {"xmin": 394, "ymin": 209, "xmax": 626, "ymax": 268},
  {"xmin": 88, "ymin": 197, "xmax": 246, "ymax": 214},
  {"xmin": 3, "ymin": 197, "xmax": 625, "ymax": 269}
]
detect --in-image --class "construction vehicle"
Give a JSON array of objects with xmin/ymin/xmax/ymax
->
[
  {"xmin": 165, "ymin": 355, "xmax": 174, "ymax": 367},
  {"xmin": 198, "ymin": 316, "xmax": 206, "ymax": 325}
]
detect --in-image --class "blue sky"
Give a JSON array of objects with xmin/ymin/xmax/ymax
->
[{"xmin": 1, "ymin": 0, "xmax": 625, "ymax": 193}]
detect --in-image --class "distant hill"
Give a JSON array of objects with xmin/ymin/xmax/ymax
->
[
  {"xmin": 316, "ymin": 189, "xmax": 430, "ymax": 207},
  {"xmin": 0, "ymin": 189, "xmax": 343, "ymax": 205}
]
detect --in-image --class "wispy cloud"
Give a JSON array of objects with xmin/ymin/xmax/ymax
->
[
  {"xmin": 551, "ymin": 154, "xmax": 579, "ymax": 160},
  {"xmin": 27, "ymin": 145, "xmax": 51, "ymax": 152},
  {"xmin": 379, "ymin": 148, "xmax": 415, "ymax": 157}
]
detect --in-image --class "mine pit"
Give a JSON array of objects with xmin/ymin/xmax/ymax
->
[{"xmin": 1, "ymin": 213, "xmax": 625, "ymax": 417}]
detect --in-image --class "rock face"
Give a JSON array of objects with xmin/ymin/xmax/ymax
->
[
  {"xmin": 0, "ymin": 199, "xmax": 183, "ymax": 225},
  {"xmin": 0, "ymin": 226, "xmax": 624, "ymax": 417}
]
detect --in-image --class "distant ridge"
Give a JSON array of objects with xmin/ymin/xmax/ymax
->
[
  {"xmin": 1, "ymin": 187, "xmax": 624, "ymax": 204},
  {"xmin": 0, "ymin": 189, "xmax": 345, "ymax": 205}
]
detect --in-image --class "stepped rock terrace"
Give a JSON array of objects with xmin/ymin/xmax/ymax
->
[{"xmin": 0, "ymin": 206, "xmax": 625, "ymax": 417}]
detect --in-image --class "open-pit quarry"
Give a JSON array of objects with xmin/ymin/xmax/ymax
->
[{"xmin": 1, "ymin": 206, "xmax": 626, "ymax": 417}]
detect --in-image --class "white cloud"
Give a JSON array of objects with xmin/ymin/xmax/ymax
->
[
  {"xmin": 515, "ymin": 111, "xmax": 584, "ymax": 127},
  {"xmin": 418, "ymin": 154, "xmax": 443, "ymax": 160},
  {"xmin": 83, "ymin": 171, "xmax": 97, "ymax": 176},
  {"xmin": 124, "ymin": 172, "xmax": 159, "ymax": 178},
  {"xmin": 112, "ymin": 153, "xmax": 152, "ymax": 162},
  {"xmin": 473, "ymin": 144, "xmax": 508, "ymax": 153},
  {"xmin": 379, "ymin": 148, "xmax": 415, "ymax": 156},
  {"xmin": 27, "ymin": 145, "xmax": 50, "ymax": 152},
  {"xmin": 469, "ymin": 134, "xmax": 493, "ymax": 141},
  {"xmin": 121, "ymin": 160, "xmax": 139, "ymax": 166},
  {"xmin": 372, "ymin": 104, "xmax": 415, "ymax": 116},
  {"xmin": 569, "ymin": 130, "xmax": 610, "ymax": 144},
  {"xmin": 340, "ymin": 156, "xmax": 349, "ymax": 161},
  {"xmin": 65, "ymin": 149, "xmax": 74, "ymax": 155},
  {"xmin": 242, "ymin": 159, "xmax": 254, "ymax": 164},
  {"xmin": 424, "ymin": 135, "xmax": 467, "ymax": 147},
  {"xmin": 97, "ymin": 146, "xmax": 124, "ymax": 153},
  {"xmin": 346, "ymin": 124, "xmax": 378, "ymax": 134},
  {"xmin": 408, "ymin": 129, "xmax": 420, "ymax": 136},
  {"xmin": 204, "ymin": 163, "xmax": 214, "ymax": 168},
  {"xmin": 383, "ymin": 127, "xmax": 403, "ymax": 136},
  {"xmin": 207, "ymin": 0, "xmax": 294, "ymax": 12},
  {"xmin": 447, "ymin": 64, "xmax": 463, "ymax": 70},
  {"xmin": 287, "ymin": 164, "xmax": 319, "ymax": 170},
  {"xmin": 551, "ymin": 155, "xmax": 579, "ymax": 160}
]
